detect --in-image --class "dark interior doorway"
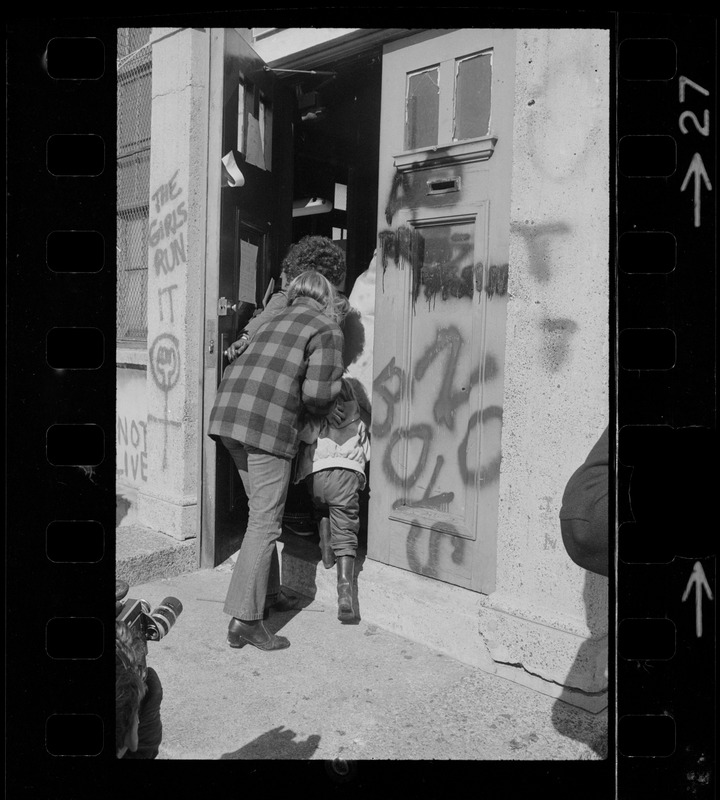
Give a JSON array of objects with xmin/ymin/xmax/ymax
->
[
  {"xmin": 286, "ymin": 48, "xmax": 381, "ymax": 294},
  {"xmin": 221, "ymin": 48, "xmax": 382, "ymax": 544},
  {"xmin": 280, "ymin": 48, "xmax": 382, "ymax": 532}
]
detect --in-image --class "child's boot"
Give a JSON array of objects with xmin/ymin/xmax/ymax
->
[
  {"xmin": 318, "ymin": 517, "xmax": 336, "ymax": 569},
  {"xmin": 336, "ymin": 555, "xmax": 355, "ymax": 621}
]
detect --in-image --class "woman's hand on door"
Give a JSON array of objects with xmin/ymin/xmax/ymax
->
[{"xmin": 225, "ymin": 334, "xmax": 249, "ymax": 362}]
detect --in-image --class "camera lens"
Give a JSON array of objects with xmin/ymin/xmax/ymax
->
[{"xmin": 145, "ymin": 597, "xmax": 183, "ymax": 640}]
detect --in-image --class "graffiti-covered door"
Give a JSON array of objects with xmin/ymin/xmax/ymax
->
[
  {"xmin": 368, "ymin": 29, "xmax": 515, "ymax": 593},
  {"xmin": 200, "ymin": 29, "xmax": 293, "ymax": 567}
]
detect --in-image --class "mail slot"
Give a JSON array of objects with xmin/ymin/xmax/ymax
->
[{"xmin": 426, "ymin": 176, "xmax": 461, "ymax": 195}]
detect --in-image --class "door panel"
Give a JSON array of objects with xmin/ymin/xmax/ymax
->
[
  {"xmin": 201, "ymin": 29, "xmax": 293, "ymax": 567},
  {"xmin": 368, "ymin": 29, "xmax": 515, "ymax": 593}
]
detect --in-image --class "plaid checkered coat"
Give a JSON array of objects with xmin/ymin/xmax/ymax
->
[{"xmin": 208, "ymin": 296, "xmax": 344, "ymax": 459}]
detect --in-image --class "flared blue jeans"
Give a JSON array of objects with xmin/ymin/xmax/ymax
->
[{"xmin": 220, "ymin": 437, "xmax": 292, "ymax": 621}]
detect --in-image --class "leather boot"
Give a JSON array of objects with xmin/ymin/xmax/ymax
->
[
  {"xmin": 318, "ymin": 517, "xmax": 336, "ymax": 569},
  {"xmin": 336, "ymin": 556, "xmax": 355, "ymax": 621},
  {"xmin": 227, "ymin": 618, "xmax": 290, "ymax": 651}
]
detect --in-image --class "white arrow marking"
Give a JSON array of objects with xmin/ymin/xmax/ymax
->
[
  {"xmin": 682, "ymin": 561, "xmax": 713, "ymax": 638},
  {"xmin": 680, "ymin": 153, "xmax": 713, "ymax": 228}
]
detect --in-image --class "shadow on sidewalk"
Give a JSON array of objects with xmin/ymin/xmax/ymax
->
[
  {"xmin": 551, "ymin": 571, "xmax": 609, "ymax": 759},
  {"xmin": 116, "ymin": 494, "xmax": 131, "ymax": 527},
  {"xmin": 219, "ymin": 725, "xmax": 321, "ymax": 759}
]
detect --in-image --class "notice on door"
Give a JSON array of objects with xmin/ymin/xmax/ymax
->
[{"xmin": 239, "ymin": 240, "xmax": 258, "ymax": 304}]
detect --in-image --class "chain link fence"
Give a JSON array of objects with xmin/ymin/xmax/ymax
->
[{"xmin": 117, "ymin": 28, "xmax": 152, "ymax": 342}]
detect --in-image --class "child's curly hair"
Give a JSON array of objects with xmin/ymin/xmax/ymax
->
[{"xmin": 282, "ymin": 236, "xmax": 346, "ymax": 287}]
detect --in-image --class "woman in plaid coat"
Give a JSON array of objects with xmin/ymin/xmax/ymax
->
[{"xmin": 208, "ymin": 271, "xmax": 345, "ymax": 651}]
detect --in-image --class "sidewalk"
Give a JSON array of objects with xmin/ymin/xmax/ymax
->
[{"xmin": 125, "ymin": 562, "xmax": 608, "ymax": 761}]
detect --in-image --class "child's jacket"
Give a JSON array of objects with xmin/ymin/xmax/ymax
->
[{"xmin": 296, "ymin": 380, "xmax": 371, "ymax": 488}]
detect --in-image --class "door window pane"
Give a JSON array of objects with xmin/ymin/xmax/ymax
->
[
  {"xmin": 454, "ymin": 51, "xmax": 492, "ymax": 140},
  {"xmin": 416, "ymin": 221, "xmax": 476, "ymax": 307},
  {"xmin": 405, "ymin": 68, "xmax": 439, "ymax": 150}
]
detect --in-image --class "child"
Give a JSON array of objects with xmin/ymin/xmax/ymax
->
[{"xmin": 296, "ymin": 372, "xmax": 371, "ymax": 622}]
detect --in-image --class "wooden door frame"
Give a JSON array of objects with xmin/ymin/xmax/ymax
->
[{"xmin": 198, "ymin": 28, "xmax": 227, "ymax": 568}]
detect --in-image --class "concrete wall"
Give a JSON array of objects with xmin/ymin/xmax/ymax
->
[
  {"xmin": 136, "ymin": 28, "xmax": 210, "ymax": 541},
  {"xmin": 478, "ymin": 29, "xmax": 610, "ymax": 701}
]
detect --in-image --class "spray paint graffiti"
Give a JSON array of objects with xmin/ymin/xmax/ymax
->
[
  {"xmin": 150, "ymin": 169, "xmax": 188, "ymax": 277},
  {"xmin": 372, "ymin": 272, "xmax": 506, "ymax": 579},
  {"xmin": 485, "ymin": 264, "xmax": 509, "ymax": 297},
  {"xmin": 148, "ymin": 170, "xmax": 188, "ymax": 471},
  {"xmin": 457, "ymin": 405, "xmax": 503, "ymax": 485},
  {"xmin": 151, "ymin": 168, "xmax": 182, "ymax": 212},
  {"xmin": 372, "ymin": 356, "xmax": 405, "ymax": 439},
  {"xmin": 374, "ymin": 117, "xmax": 511, "ymax": 583},
  {"xmin": 379, "ymin": 224, "xmax": 485, "ymax": 311},
  {"xmin": 406, "ymin": 521, "xmax": 467, "ymax": 577},
  {"xmin": 117, "ymin": 415, "xmax": 148, "ymax": 483},
  {"xmin": 380, "ymin": 224, "xmax": 507, "ymax": 306},
  {"xmin": 392, "ymin": 453, "xmax": 455, "ymax": 511},
  {"xmin": 382, "ymin": 424, "xmax": 433, "ymax": 487},
  {"xmin": 414, "ymin": 326, "xmax": 476, "ymax": 430},
  {"xmin": 148, "ymin": 334, "xmax": 182, "ymax": 470},
  {"xmin": 158, "ymin": 284, "xmax": 179, "ymax": 324},
  {"xmin": 384, "ymin": 170, "xmax": 409, "ymax": 225},
  {"xmin": 375, "ymin": 333, "xmax": 504, "ymax": 502},
  {"xmin": 378, "ymin": 226, "xmax": 418, "ymax": 278},
  {"xmin": 510, "ymin": 221, "xmax": 570, "ymax": 284},
  {"xmin": 539, "ymin": 317, "xmax": 579, "ymax": 371}
]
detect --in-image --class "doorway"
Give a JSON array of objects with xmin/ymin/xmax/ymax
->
[
  {"xmin": 278, "ymin": 50, "xmax": 382, "ymax": 535},
  {"xmin": 204, "ymin": 29, "xmax": 512, "ymax": 596},
  {"xmin": 203, "ymin": 35, "xmax": 383, "ymax": 566}
]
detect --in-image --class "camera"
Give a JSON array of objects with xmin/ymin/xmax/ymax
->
[{"xmin": 116, "ymin": 579, "xmax": 183, "ymax": 641}]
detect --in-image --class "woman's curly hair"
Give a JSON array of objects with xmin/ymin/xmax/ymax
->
[{"xmin": 282, "ymin": 236, "xmax": 346, "ymax": 287}]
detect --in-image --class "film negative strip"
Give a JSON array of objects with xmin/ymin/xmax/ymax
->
[
  {"xmin": 616, "ymin": 12, "xmax": 716, "ymax": 799},
  {"xmin": 7, "ymin": 17, "xmax": 117, "ymax": 785},
  {"xmin": 5, "ymin": 10, "xmax": 715, "ymax": 798}
]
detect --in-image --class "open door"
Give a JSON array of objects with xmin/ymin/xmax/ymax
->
[
  {"xmin": 200, "ymin": 29, "xmax": 293, "ymax": 567},
  {"xmin": 368, "ymin": 29, "xmax": 516, "ymax": 593}
]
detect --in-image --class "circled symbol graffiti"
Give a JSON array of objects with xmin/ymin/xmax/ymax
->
[{"xmin": 149, "ymin": 334, "xmax": 181, "ymax": 393}]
